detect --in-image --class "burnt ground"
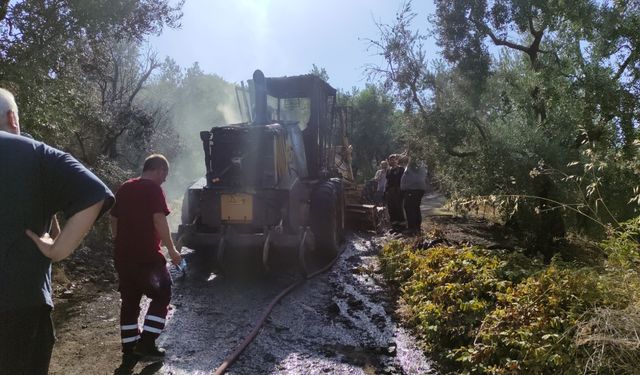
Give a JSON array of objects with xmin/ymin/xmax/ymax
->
[{"xmin": 47, "ymin": 193, "xmax": 512, "ymax": 375}]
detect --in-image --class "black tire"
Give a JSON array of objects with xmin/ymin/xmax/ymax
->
[
  {"xmin": 332, "ymin": 179, "xmax": 346, "ymax": 242},
  {"xmin": 310, "ymin": 181, "xmax": 339, "ymax": 258}
]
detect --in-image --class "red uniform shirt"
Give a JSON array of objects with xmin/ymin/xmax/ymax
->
[{"xmin": 111, "ymin": 178, "xmax": 170, "ymax": 265}]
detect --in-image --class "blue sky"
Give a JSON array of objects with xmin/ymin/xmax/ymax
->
[{"xmin": 149, "ymin": 0, "xmax": 438, "ymax": 91}]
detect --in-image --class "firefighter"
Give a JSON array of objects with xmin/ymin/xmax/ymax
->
[
  {"xmin": 0, "ymin": 88, "xmax": 114, "ymax": 374},
  {"xmin": 110, "ymin": 154, "xmax": 181, "ymax": 370}
]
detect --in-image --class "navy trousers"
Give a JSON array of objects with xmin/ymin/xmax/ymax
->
[
  {"xmin": 116, "ymin": 262, "xmax": 172, "ymax": 353},
  {"xmin": 0, "ymin": 305, "xmax": 55, "ymax": 375}
]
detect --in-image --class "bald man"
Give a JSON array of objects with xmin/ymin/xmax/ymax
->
[{"xmin": 0, "ymin": 88, "xmax": 114, "ymax": 374}]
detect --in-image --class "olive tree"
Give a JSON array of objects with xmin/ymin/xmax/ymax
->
[
  {"xmin": 0, "ymin": 0, "xmax": 183, "ymax": 149},
  {"xmin": 369, "ymin": 1, "xmax": 640, "ymax": 252}
]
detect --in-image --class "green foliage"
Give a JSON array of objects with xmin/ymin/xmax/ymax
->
[
  {"xmin": 339, "ymin": 85, "xmax": 401, "ymax": 181},
  {"xmin": 370, "ymin": 0, "xmax": 640, "ymax": 242},
  {"xmin": 458, "ymin": 266, "xmax": 607, "ymax": 374},
  {"xmin": 0, "ymin": 0, "xmax": 183, "ymax": 153},
  {"xmin": 379, "ymin": 230, "xmax": 640, "ymax": 374},
  {"xmin": 602, "ymin": 216, "xmax": 640, "ymax": 270},
  {"xmin": 0, "ymin": 0, "xmax": 184, "ymax": 244},
  {"xmin": 309, "ymin": 64, "xmax": 330, "ymax": 82},
  {"xmin": 380, "ymin": 242, "xmax": 541, "ymax": 368}
]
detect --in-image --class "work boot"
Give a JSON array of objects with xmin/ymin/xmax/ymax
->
[
  {"xmin": 390, "ymin": 224, "xmax": 405, "ymax": 234},
  {"xmin": 114, "ymin": 352, "xmax": 140, "ymax": 374},
  {"xmin": 133, "ymin": 340, "xmax": 166, "ymax": 362}
]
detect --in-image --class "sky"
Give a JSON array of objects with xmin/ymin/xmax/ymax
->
[{"xmin": 149, "ymin": 0, "xmax": 438, "ymax": 91}]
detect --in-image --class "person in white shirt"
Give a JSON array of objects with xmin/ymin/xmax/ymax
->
[{"xmin": 373, "ymin": 160, "xmax": 388, "ymax": 205}]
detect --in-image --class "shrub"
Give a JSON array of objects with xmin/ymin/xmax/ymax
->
[
  {"xmin": 457, "ymin": 266, "xmax": 607, "ymax": 374},
  {"xmin": 602, "ymin": 216, "xmax": 640, "ymax": 270},
  {"xmin": 380, "ymin": 242, "xmax": 539, "ymax": 368},
  {"xmin": 83, "ymin": 156, "xmax": 134, "ymax": 253},
  {"xmin": 572, "ymin": 217, "xmax": 640, "ymax": 374},
  {"xmin": 379, "ymin": 233, "xmax": 639, "ymax": 374}
]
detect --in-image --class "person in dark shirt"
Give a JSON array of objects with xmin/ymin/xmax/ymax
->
[
  {"xmin": 385, "ymin": 154, "xmax": 406, "ymax": 232},
  {"xmin": 401, "ymin": 157, "xmax": 428, "ymax": 235},
  {"xmin": 111, "ymin": 154, "xmax": 181, "ymax": 368},
  {"xmin": 0, "ymin": 88, "xmax": 115, "ymax": 374}
]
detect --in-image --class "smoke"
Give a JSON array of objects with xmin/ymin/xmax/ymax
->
[
  {"xmin": 144, "ymin": 70, "xmax": 244, "ymax": 229},
  {"xmin": 218, "ymin": 101, "xmax": 243, "ymax": 125}
]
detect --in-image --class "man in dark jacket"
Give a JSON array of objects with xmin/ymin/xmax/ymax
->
[
  {"xmin": 0, "ymin": 88, "xmax": 114, "ymax": 374},
  {"xmin": 401, "ymin": 158, "xmax": 428, "ymax": 235},
  {"xmin": 385, "ymin": 154, "xmax": 405, "ymax": 232}
]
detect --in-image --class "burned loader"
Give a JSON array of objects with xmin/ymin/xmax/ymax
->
[{"xmin": 177, "ymin": 70, "xmax": 351, "ymax": 275}]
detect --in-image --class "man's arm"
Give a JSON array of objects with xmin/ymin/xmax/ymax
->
[
  {"xmin": 26, "ymin": 200, "xmax": 104, "ymax": 262},
  {"xmin": 153, "ymin": 212, "xmax": 182, "ymax": 265},
  {"xmin": 374, "ymin": 169, "xmax": 382, "ymax": 181}
]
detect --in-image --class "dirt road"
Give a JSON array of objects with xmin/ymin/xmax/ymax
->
[
  {"xmin": 48, "ymin": 190, "xmax": 515, "ymax": 375},
  {"xmin": 49, "ymin": 235, "xmax": 437, "ymax": 375}
]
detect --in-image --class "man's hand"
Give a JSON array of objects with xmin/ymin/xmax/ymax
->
[
  {"xmin": 25, "ymin": 230, "xmax": 55, "ymax": 258},
  {"xmin": 168, "ymin": 247, "xmax": 182, "ymax": 266},
  {"xmin": 153, "ymin": 212, "xmax": 181, "ymax": 266},
  {"xmin": 25, "ymin": 200, "xmax": 104, "ymax": 262}
]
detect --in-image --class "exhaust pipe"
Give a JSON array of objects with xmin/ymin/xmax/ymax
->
[{"xmin": 253, "ymin": 69, "xmax": 268, "ymax": 125}]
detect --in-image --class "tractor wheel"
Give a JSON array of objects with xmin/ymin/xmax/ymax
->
[
  {"xmin": 310, "ymin": 181, "xmax": 339, "ymax": 259},
  {"xmin": 336, "ymin": 183, "xmax": 345, "ymax": 242},
  {"xmin": 328, "ymin": 178, "xmax": 345, "ymax": 243}
]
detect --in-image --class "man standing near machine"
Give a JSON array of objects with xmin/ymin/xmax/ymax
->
[
  {"xmin": 111, "ymin": 154, "xmax": 181, "ymax": 370},
  {"xmin": 385, "ymin": 153, "xmax": 405, "ymax": 232}
]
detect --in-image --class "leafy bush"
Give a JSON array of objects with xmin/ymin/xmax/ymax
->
[
  {"xmin": 456, "ymin": 266, "xmax": 607, "ymax": 374},
  {"xmin": 380, "ymin": 242, "xmax": 540, "ymax": 368},
  {"xmin": 380, "ymin": 231, "xmax": 640, "ymax": 374},
  {"xmin": 602, "ymin": 216, "xmax": 640, "ymax": 270}
]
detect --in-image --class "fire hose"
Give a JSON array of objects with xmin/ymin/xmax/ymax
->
[{"xmin": 211, "ymin": 249, "xmax": 343, "ymax": 375}]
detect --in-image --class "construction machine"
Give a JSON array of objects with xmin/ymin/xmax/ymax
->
[{"xmin": 177, "ymin": 70, "xmax": 380, "ymax": 274}]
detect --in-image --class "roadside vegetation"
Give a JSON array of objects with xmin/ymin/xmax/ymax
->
[
  {"xmin": 380, "ymin": 217, "xmax": 640, "ymax": 373},
  {"xmin": 368, "ymin": 0, "xmax": 639, "ymax": 248},
  {"xmin": 370, "ymin": 1, "xmax": 640, "ymax": 373}
]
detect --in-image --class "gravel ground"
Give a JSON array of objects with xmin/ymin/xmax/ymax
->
[
  {"xmin": 49, "ymin": 193, "xmax": 456, "ymax": 374},
  {"xmin": 223, "ymin": 233, "xmax": 436, "ymax": 375},
  {"xmin": 48, "ymin": 233, "xmax": 437, "ymax": 375}
]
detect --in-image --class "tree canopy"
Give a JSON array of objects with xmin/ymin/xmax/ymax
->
[
  {"xmin": 370, "ymin": 0, "xmax": 640, "ymax": 241},
  {"xmin": 340, "ymin": 85, "xmax": 401, "ymax": 180},
  {"xmin": 0, "ymin": 0, "xmax": 183, "ymax": 157}
]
